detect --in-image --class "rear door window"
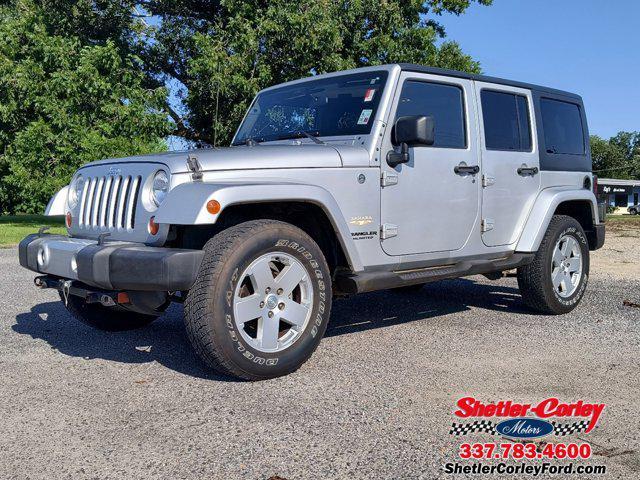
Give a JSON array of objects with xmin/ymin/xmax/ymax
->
[
  {"xmin": 396, "ymin": 81, "xmax": 466, "ymax": 148},
  {"xmin": 540, "ymin": 98, "xmax": 585, "ymax": 155},
  {"xmin": 480, "ymin": 90, "xmax": 532, "ymax": 151}
]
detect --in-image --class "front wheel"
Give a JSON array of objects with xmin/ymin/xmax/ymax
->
[
  {"xmin": 184, "ymin": 220, "xmax": 332, "ymax": 381},
  {"xmin": 517, "ymin": 215, "xmax": 589, "ymax": 314}
]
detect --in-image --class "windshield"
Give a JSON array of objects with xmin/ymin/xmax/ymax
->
[{"xmin": 232, "ymin": 71, "xmax": 388, "ymax": 145}]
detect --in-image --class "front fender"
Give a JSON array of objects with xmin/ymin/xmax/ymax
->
[
  {"xmin": 44, "ymin": 186, "xmax": 69, "ymax": 216},
  {"xmin": 516, "ymin": 187, "xmax": 599, "ymax": 252},
  {"xmin": 154, "ymin": 181, "xmax": 363, "ymax": 271}
]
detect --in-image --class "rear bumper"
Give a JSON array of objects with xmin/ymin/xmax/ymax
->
[{"xmin": 19, "ymin": 234, "xmax": 204, "ymax": 291}]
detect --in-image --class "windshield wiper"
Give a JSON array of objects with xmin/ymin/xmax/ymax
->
[{"xmin": 277, "ymin": 131, "xmax": 325, "ymax": 145}]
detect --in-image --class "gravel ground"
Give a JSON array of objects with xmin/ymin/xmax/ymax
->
[{"xmin": 0, "ymin": 244, "xmax": 639, "ymax": 480}]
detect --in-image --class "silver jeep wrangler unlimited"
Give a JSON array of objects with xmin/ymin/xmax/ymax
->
[{"xmin": 20, "ymin": 64, "xmax": 605, "ymax": 380}]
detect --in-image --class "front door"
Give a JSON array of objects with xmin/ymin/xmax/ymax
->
[
  {"xmin": 474, "ymin": 82, "xmax": 541, "ymax": 246},
  {"xmin": 380, "ymin": 72, "xmax": 480, "ymax": 256}
]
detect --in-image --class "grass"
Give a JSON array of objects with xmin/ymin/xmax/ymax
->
[
  {"xmin": 0, "ymin": 215, "xmax": 66, "ymax": 247},
  {"xmin": 605, "ymin": 214, "xmax": 640, "ymax": 236},
  {"xmin": 605, "ymin": 214, "xmax": 640, "ymax": 222}
]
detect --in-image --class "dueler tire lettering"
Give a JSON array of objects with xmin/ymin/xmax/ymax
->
[
  {"xmin": 517, "ymin": 215, "xmax": 590, "ymax": 315},
  {"xmin": 183, "ymin": 220, "xmax": 332, "ymax": 381}
]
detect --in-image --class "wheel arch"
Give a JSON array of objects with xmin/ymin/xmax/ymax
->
[
  {"xmin": 516, "ymin": 188, "xmax": 600, "ymax": 252},
  {"xmin": 155, "ymin": 182, "xmax": 362, "ymax": 272}
]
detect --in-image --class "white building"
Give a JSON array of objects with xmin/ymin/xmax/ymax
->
[{"xmin": 597, "ymin": 178, "xmax": 640, "ymax": 208}]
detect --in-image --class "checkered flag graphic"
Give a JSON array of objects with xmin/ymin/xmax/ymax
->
[
  {"xmin": 450, "ymin": 420, "xmax": 496, "ymax": 436},
  {"xmin": 552, "ymin": 420, "xmax": 591, "ymax": 436}
]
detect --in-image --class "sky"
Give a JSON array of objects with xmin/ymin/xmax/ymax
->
[{"xmin": 438, "ymin": 0, "xmax": 640, "ymax": 139}]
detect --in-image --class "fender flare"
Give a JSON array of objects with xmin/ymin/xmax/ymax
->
[
  {"xmin": 44, "ymin": 186, "xmax": 69, "ymax": 216},
  {"xmin": 154, "ymin": 181, "xmax": 364, "ymax": 271},
  {"xmin": 516, "ymin": 187, "xmax": 599, "ymax": 252}
]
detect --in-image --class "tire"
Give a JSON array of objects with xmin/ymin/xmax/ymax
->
[
  {"xmin": 60, "ymin": 293, "xmax": 158, "ymax": 331},
  {"xmin": 184, "ymin": 220, "xmax": 332, "ymax": 381},
  {"xmin": 517, "ymin": 215, "xmax": 589, "ymax": 314}
]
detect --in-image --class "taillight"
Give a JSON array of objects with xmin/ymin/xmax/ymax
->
[{"xmin": 592, "ymin": 175, "xmax": 598, "ymax": 195}]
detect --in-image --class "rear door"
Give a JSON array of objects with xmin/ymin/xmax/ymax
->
[{"xmin": 475, "ymin": 82, "xmax": 541, "ymax": 246}]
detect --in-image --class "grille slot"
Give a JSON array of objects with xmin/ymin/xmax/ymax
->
[{"xmin": 78, "ymin": 175, "xmax": 141, "ymax": 230}]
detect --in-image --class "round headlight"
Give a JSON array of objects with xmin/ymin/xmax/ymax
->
[
  {"xmin": 68, "ymin": 175, "xmax": 84, "ymax": 210},
  {"xmin": 151, "ymin": 170, "xmax": 169, "ymax": 207}
]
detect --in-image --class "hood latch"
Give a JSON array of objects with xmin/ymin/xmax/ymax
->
[{"xmin": 186, "ymin": 154, "xmax": 203, "ymax": 181}]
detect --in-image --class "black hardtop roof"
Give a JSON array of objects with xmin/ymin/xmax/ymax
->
[{"xmin": 398, "ymin": 64, "xmax": 582, "ymax": 101}]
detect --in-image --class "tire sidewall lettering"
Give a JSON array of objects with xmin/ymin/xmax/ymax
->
[{"xmin": 220, "ymin": 236, "xmax": 329, "ymax": 369}]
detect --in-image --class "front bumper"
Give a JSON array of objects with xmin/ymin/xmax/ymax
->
[{"xmin": 19, "ymin": 234, "xmax": 204, "ymax": 291}]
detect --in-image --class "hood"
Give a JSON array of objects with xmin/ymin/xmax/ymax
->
[{"xmin": 81, "ymin": 144, "xmax": 370, "ymax": 174}]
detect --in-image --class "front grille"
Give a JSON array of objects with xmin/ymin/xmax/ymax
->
[{"xmin": 78, "ymin": 175, "xmax": 142, "ymax": 230}]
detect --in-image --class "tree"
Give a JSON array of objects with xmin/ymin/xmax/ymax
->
[
  {"xmin": 1, "ymin": 0, "xmax": 493, "ymax": 213},
  {"xmin": 591, "ymin": 132, "xmax": 640, "ymax": 179},
  {"xmin": 140, "ymin": 0, "xmax": 493, "ymax": 146},
  {"xmin": 0, "ymin": 1, "xmax": 171, "ymax": 214}
]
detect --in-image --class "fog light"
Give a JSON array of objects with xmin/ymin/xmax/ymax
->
[
  {"xmin": 65, "ymin": 211, "xmax": 72, "ymax": 228},
  {"xmin": 206, "ymin": 199, "xmax": 221, "ymax": 215},
  {"xmin": 148, "ymin": 216, "xmax": 159, "ymax": 235}
]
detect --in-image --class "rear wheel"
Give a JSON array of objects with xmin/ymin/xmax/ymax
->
[
  {"xmin": 61, "ymin": 294, "xmax": 158, "ymax": 331},
  {"xmin": 517, "ymin": 215, "xmax": 589, "ymax": 314},
  {"xmin": 184, "ymin": 220, "xmax": 332, "ymax": 381}
]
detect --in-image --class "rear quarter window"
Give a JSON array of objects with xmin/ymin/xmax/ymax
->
[{"xmin": 540, "ymin": 98, "xmax": 585, "ymax": 155}]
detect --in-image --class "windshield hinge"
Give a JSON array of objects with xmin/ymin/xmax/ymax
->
[{"xmin": 186, "ymin": 154, "xmax": 203, "ymax": 182}]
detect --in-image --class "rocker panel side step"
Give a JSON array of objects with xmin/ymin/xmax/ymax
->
[{"xmin": 335, "ymin": 253, "xmax": 535, "ymax": 295}]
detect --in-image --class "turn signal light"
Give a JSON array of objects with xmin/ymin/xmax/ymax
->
[
  {"xmin": 117, "ymin": 292, "xmax": 130, "ymax": 304},
  {"xmin": 65, "ymin": 212, "xmax": 72, "ymax": 228},
  {"xmin": 206, "ymin": 199, "xmax": 221, "ymax": 215},
  {"xmin": 148, "ymin": 216, "xmax": 159, "ymax": 235}
]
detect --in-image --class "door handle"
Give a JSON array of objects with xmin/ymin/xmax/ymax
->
[
  {"xmin": 454, "ymin": 164, "xmax": 480, "ymax": 175},
  {"xmin": 517, "ymin": 166, "xmax": 539, "ymax": 176}
]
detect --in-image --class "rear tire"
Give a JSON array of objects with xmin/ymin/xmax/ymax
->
[
  {"xmin": 61, "ymin": 294, "xmax": 158, "ymax": 331},
  {"xmin": 517, "ymin": 215, "xmax": 589, "ymax": 314},
  {"xmin": 184, "ymin": 220, "xmax": 332, "ymax": 381}
]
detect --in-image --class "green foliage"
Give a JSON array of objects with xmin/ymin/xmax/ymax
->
[
  {"xmin": 591, "ymin": 132, "xmax": 640, "ymax": 179},
  {"xmin": 142, "ymin": 0, "xmax": 492, "ymax": 146},
  {"xmin": 0, "ymin": 1, "xmax": 170, "ymax": 214},
  {"xmin": 0, "ymin": 215, "xmax": 65, "ymax": 246},
  {"xmin": 1, "ymin": 0, "xmax": 493, "ymax": 213}
]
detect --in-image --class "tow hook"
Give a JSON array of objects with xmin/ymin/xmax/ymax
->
[{"xmin": 100, "ymin": 295, "xmax": 116, "ymax": 307}]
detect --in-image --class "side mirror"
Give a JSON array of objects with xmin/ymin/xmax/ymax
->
[
  {"xmin": 393, "ymin": 115, "xmax": 435, "ymax": 147},
  {"xmin": 387, "ymin": 115, "xmax": 435, "ymax": 168}
]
